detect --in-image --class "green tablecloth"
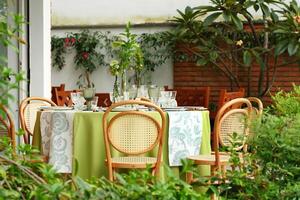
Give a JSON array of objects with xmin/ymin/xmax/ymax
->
[{"xmin": 33, "ymin": 110, "xmax": 211, "ymax": 180}]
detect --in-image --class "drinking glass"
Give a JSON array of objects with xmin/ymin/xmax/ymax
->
[
  {"xmin": 169, "ymin": 91, "xmax": 178, "ymax": 107},
  {"xmin": 71, "ymin": 92, "xmax": 85, "ymax": 110},
  {"xmin": 159, "ymin": 91, "xmax": 171, "ymax": 108},
  {"xmin": 148, "ymin": 85, "xmax": 160, "ymax": 105},
  {"xmin": 91, "ymin": 96, "xmax": 99, "ymax": 111},
  {"xmin": 128, "ymin": 86, "xmax": 138, "ymax": 100},
  {"xmin": 137, "ymin": 85, "xmax": 148, "ymax": 98}
]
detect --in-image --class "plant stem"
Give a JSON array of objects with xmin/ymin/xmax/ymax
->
[
  {"xmin": 0, "ymin": 155, "xmax": 46, "ymax": 185},
  {"xmin": 85, "ymin": 71, "xmax": 91, "ymax": 88}
]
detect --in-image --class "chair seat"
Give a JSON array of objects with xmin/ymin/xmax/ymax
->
[
  {"xmin": 111, "ymin": 156, "xmax": 157, "ymax": 168},
  {"xmin": 187, "ymin": 154, "xmax": 230, "ymax": 165}
]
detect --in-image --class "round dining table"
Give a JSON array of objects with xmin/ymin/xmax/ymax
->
[{"xmin": 32, "ymin": 109, "xmax": 211, "ymax": 181}]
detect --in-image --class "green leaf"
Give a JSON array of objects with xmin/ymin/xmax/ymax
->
[
  {"xmin": 252, "ymin": 50, "xmax": 265, "ymax": 70},
  {"xmin": 275, "ymin": 39, "xmax": 289, "ymax": 56},
  {"xmin": 203, "ymin": 12, "xmax": 222, "ymax": 26},
  {"xmin": 209, "ymin": 51, "xmax": 218, "ymax": 61},
  {"xmin": 243, "ymin": 50, "xmax": 252, "ymax": 66},
  {"xmin": 231, "ymin": 14, "xmax": 243, "ymax": 30},
  {"xmin": 223, "ymin": 10, "xmax": 231, "ymax": 22},
  {"xmin": 288, "ymin": 41, "xmax": 299, "ymax": 56},
  {"xmin": 260, "ymin": 3, "xmax": 270, "ymax": 17},
  {"xmin": 253, "ymin": 4, "xmax": 260, "ymax": 12},
  {"xmin": 270, "ymin": 10, "xmax": 279, "ymax": 22},
  {"xmin": 0, "ymin": 167, "xmax": 6, "ymax": 178},
  {"xmin": 196, "ymin": 58, "xmax": 208, "ymax": 66}
]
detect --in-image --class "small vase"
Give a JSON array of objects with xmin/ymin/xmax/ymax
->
[
  {"xmin": 83, "ymin": 87, "xmax": 95, "ymax": 110},
  {"xmin": 120, "ymin": 70, "xmax": 127, "ymax": 96}
]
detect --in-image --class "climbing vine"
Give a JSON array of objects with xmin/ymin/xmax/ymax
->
[{"xmin": 51, "ymin": 30, "xmax": 173, "ymax": 85}]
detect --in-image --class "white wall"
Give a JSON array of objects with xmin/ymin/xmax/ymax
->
[
  {"xmin": 51, "ymin": 26, "xmax": 173, "ymax": 92},
  {"xmin": 51, "ymin": 0, "xmax": 209, "ymax": 26}
]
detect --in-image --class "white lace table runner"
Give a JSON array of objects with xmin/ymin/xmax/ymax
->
[
  {"xmin": 40, "ymin": 111, "xmax": 74, "ymax": 173},
  {"xmin": 168, "ymin": 111, "xmax": 203, "ymax": 166}
]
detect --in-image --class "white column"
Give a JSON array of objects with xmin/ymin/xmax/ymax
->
[{"xmin": 29, "ymin": 0, "xmax": 51, "ymax": 98}]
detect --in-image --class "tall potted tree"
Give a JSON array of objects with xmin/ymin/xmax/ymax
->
[
  {"xmin": 70, "ymin": 30, "xmax": 107, "ymax": 108},
  {"xmin": 110, "ymin": 22, "xmax": 144, "ymax": 99}
]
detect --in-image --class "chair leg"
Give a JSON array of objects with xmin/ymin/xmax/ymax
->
[
  {"xmin": 211, "ymin": 193, "xmax": 218, "ymax": 200},
  {"xmin": 186, "ymin": 172, "xmax": 193, "ymax": 184},
  {"xmin": 221, "ymin": 165, "xmax": 226, "ymax": 179},
  {"xmin": 108, "ymin": 167, "xmax": 113, "ymax": 181},
  {"xmin": 211, "ymin": 165, "xmax": 216, "ymax": 177}
]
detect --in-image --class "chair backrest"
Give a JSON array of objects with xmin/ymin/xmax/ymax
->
[
  {"xmin": 165, "ymin": 86, "xmax": 210, "ymax": 108},
  {"xmin": 103, "ymin": 100, "xmax": 166, "ymax": 166},
  {"xmin": 51, "ymin": 84, "xmax": 65, "ymax": 104},
  {"xmin": 55, "ymin": 89, "xmax": 73, "ymax": 107},
  {"xmin": 95, "ymin": 93, "xmax": 112, "ymax": 107},
  {"xmin": 218, "ymin": 88, "xmax": 245, "ymax": 109},
  {"xmin": 213, "ymin": 98, "xmax": 252, "ymax": 166},
  {"xmin": 19, "ymin": 97, "xmax": 56, "ymax": 144},
  {"xmin": 0, "ymin": 105, "xmax": 16, "ymax": 150},
  {"xmin": 247, "ymin": 97, "xmax": 263, "ymax": 117}
]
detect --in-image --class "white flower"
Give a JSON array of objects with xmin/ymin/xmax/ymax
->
[{"xmin": 236, "ymin": 40, "xmax": 243, "ymax": 46}]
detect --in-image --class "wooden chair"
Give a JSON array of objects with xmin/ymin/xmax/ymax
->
[
  {"xmin": 0, "ymin": 105, "xmax": 16, "ymax": 151},
  {"xmin": 54, "ymin": 89, "xmax": 74, "ymax": 107},
  {"xmin": 211, "ymin": 88, "xmax": 246, "ymax": 119},
  {"xmin": 165, "ymin": 86, "xmax": 210, "ymax": 108},
  {"xmin": 51, "ymin": 84, "xmax": 65, "ymax": 104},
  {"xmin": 186, "ymin": 98, "xmax": 252, "ymax": 184},
  {"xmin": 95, "ymin": 93, "xmax": 112, "ymax": 107},
  {"xmin": 218, "ymin": 88, "xmax": 245, "ymax": 109},
  {"xmin": 103, "ymin": 100, "xmax": 166, "ymax": 181},
  {"xmin": 247, "ymin": 97, "xmax": 263, "ymax": 117},
  {"xmin": 19, "ymin": 97, "xmax": 57, "ymax": 144}
]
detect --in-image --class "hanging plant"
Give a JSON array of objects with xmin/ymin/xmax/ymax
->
[
  {"xmin": 51, "ymin": 36, "xmax": 67, "ymax": 70},
  {"xmin": 51, "ymin": 30, "xmax": 174, "ymax": 88}
]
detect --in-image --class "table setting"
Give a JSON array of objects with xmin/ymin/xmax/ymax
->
[{"xmin": 32, "ymin": 85, "xmax": 211, "ymax": 180}]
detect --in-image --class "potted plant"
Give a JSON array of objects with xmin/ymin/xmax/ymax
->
[
  {"xmin": 110, "ymin": 22, "xmax": 144, "ymax": 99},
  {"xmin": 169, "ymin": 0, "xmax": 300, "ymax": 97},
  {"xmin": 69, "ymin": 30, "xmax": 108, "ymax": 108}
]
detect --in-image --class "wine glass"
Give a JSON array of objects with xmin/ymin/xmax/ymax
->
[
  {"xmin": 169, "ymin": 91, "xmax": 178, "ymax": 107},
  {"xmin": 148, "ymin": 85, "xmax": 160, "ymax": 105}
]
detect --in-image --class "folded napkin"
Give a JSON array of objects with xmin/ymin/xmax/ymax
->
[
  {"xmin": 40, "ymin": 111, "xmax": 74, "ymax": 173},
  {"xmin": 168, "ymin": 111, "xmax": 203, "ymax": 166}
]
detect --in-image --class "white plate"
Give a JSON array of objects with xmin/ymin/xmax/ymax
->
[
  {"xmin": 112, "ymin": 107, "xmax": 135, "ymax": 112},
  {"xmin": 40, "ymin": 106, "xmax": 73, "ymax": 111},
  {"xmin": 163, "ymin": 107, "xmax": 187, "ymax": 111},
  {"xmin": 184, "ymin": 106, "xmax": 207, "ymax": 111}
]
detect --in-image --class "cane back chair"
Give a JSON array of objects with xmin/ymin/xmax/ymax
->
[
  {"xmin": 187, "ymin": 98, "xmax": 252, "ymax": 183},
  {"xmin": 103, "ymin": 100, "xmax": 166, "ymax": 181},
  {"xmin": 0, "ymin": 104, "xmax": 16, "ymax": 151},
  {"xmin": 19, "ymin": 97, "xmax": 57, "ymax": 144},
  {"xmin": 247, "ymin": 97, "xmax": 263, "ymax": 117}
]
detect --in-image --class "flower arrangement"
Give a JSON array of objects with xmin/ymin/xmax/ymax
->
[{"xmin": 110, "ymin": 22, "xmax": 144, "ymax": 97}]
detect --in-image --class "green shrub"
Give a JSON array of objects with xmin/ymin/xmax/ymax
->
[{"xmin": 214, "ymin": 85, "xmax": 300, "ymax": 199}]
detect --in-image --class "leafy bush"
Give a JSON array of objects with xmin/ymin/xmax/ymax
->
[
  {"xmin": 0, "ymin": 139, "xmax": 208, "ymax": 199},
  {"xmin": 213, "ymin": 85, "xmax": 300, "ymax": 199}
]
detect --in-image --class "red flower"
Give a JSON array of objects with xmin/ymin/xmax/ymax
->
[
  {"xmin": 82, "ymin": 52, "xmax": 89, "ymax": 60},
  {"xmin": 70, "ymin": 37, "xmax": 76, "ymax": 45},
  {"xmin": 64, "ymin": 37, "xmax": 70, "ymax": 47}
]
